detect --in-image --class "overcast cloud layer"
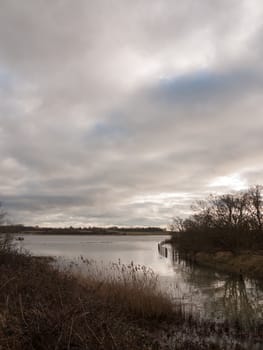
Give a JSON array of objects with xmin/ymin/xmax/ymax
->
[{"xmin": 0, "ymin": 0, "xmax": 263, "ymax": 226}]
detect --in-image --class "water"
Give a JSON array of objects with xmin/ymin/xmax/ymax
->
[{"xmin": 17, "ymin": 234, "xmax": 263, "ymax": 325}]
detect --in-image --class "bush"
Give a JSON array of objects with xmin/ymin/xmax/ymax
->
[{"xmin": 170, "ymin": 186, "xmax": 263, "ymax": 253}]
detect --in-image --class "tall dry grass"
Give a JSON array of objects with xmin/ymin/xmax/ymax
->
[
  {"xmin": 0, "ymin": 245, "xmax": 176, "ymax": 349},
  {"xmin": 0, "ymin": 242, "xmax": 261, "ymax": 349},
  {"xmin": 75, "ymin": 258, "xmax": 175, "ymax": 319}
]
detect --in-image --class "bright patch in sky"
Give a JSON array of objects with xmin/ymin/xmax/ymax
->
[{"xmin": 209, "ymin": 174, "xmax": 248, "ymax": 191}]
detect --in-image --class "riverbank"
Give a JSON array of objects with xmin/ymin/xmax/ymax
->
[
  {"xmin": 192, "ymin": 251, "xmax": 263, "ymax": 279},
  {"xmin": 168, "ymin": 187, "xmax": 263, "ymax": 281},
  {"xmin": 168, "ymin": 237, "xmax": 263, "ymax": 279},
  {"xmin": 0, "ymin": 248, "xmax": 262, "ymax": 349}
]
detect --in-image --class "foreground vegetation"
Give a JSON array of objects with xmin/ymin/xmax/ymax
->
[
  {"xmin": 0, "ymin": 244, "xmax": 169, "ymax": 349},
  {"xmin": 169, "ymin": 186, "xmax": 263, "ymax": 278},
  {"xmin": 0, "ymin": 240, "xmax": 262, "ymax": 349}
]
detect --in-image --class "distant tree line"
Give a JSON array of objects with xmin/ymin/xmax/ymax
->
[
  {"xmin": 0, "ymin": 223, "xmax": 165, "ymax": 235},
  {"xmin": 170, "ymin": 185, "xmax": 263, "ymax": 253}
]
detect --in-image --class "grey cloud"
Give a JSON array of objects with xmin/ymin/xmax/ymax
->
[{"xmin": 0, "ymin": 1, "xmax": 263, "ymax": 226}]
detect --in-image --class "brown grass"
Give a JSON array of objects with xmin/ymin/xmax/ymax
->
[
  {"xmin": 195, "ymin": 251, "xmax": 263, "ymax": 279},
  {"xmin": 0, "ymin": 240, "xmax": 261, "ymax": 350},
  {"xmin": 0, "ymin": 247, "xmax": 176, "ymax": 350},
  {"xmin": 74, "ymin": 258, "xmax": 175, "ymax": 319}
]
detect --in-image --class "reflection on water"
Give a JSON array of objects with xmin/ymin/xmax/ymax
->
[
  {"xmin": 223, "ymin": 276, "xmax": 256, "ymax": 325},
  {"xmin": 164, "ymin": 245, "xmax": 263, "ymax": 326},
  {"xmin": 18, "ymin": 234, "xmax": 263, "ymax": 325}
]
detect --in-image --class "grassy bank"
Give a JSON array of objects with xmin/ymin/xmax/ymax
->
[
  {"xmin": 168, "ymin": 237, "xmax": 263, "ymax": 279},
  {"xmin": 191, "ymin": 251, "xmax": 263, "ymax": 279},
  {"xmin": 0, "ymin": 247, "xmax": 262, "ymax": 349}
]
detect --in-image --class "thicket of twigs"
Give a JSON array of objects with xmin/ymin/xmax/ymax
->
[{"xmin": 170, "ymin": 186, "xmax": 263, "ymax": 253}]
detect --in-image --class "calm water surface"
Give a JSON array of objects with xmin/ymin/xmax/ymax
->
[{"xmin": 18, "ymin": 234, "xmax": 263, "ymax": 325}]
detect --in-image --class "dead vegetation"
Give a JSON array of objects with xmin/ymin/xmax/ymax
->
[
  {"xmin": 74, "ymin": 258, "xmax": 176, "ymax": 320},
  {"xmin": 0, "ymin": 240, "xmax": 261, "ymax": 349},
  {"xmin": 0, "ymin": 248, "xmax": 154, "ymax": 350},
  {"xmin": 193, "ymin": 251, "xmax": 263, "ymax": 279}
]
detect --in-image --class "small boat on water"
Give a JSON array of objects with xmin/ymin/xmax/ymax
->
[{"xmin": 15, "ymin": 236, "xmax": 24, "ymax": 241}]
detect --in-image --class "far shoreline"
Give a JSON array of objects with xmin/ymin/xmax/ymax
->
[
  {"xmin": 0, "ymin": 225, "xmax": 168, "ymax": 236},
  {"xmin": 15, "ymin": 231, "xmax": 169, "ymax": 236}
]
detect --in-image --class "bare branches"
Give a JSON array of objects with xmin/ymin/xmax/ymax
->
[
  {"xmin": 171, "ymin": 186, "xmax": 263, "ymax": 252},
  {"xmin": 0, "ymin": 202, "xmax": 7, "ymax": 225}
]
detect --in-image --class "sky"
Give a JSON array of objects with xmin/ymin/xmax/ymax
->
[{"xmin": 0, "ymin": 0, "xmax": 263, "ymax": 227}]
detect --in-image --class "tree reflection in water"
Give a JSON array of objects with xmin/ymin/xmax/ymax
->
[
  {"xmin": 223, "ymin": 275, "xmax": 257, "ymax": 326},
  {"xmin": 159, "ymin": 245, "xmax": 263, "ymax": 326}
]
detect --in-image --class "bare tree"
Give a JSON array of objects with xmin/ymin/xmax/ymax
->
[
  {"xmin": 0, "ymin": 202, "xmax": 7, "ymax": 225},
  {"xmin": 0, "ymin": 202, "xmax": 11, "ymax": 251},
  {"xmin": 248, "ymin": 185, "xmax": 262, "ymax": 230},
  {"xmin": 171, "ymin": 186, "xmax": 263, "ymax": 252},
  {"xmin": 169, "ymin": 216, "xmax": 185, "ymax": 232}
]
